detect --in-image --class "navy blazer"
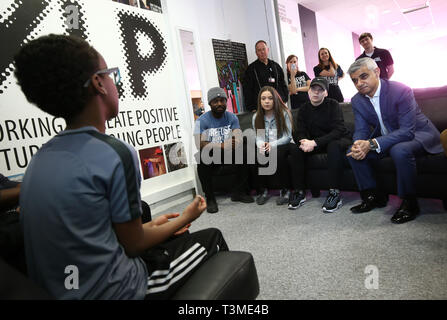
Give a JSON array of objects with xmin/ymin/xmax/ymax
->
[{"xmin": 351, "ymin": 79, "xmax": 443, "ymax": 154}]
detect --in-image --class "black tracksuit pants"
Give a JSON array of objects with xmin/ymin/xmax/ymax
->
[
  {"xmin": 142, "ymin": 228, "xmax": 228, "ymax": 300},
  {"xmin": 196, "ymin": 144, "xmax": 250, "ymax": 199}
]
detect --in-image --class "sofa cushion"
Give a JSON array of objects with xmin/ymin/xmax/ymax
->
[
  {"xmin": 237, "ymin": 112, "xmax": 254, "ymax": 131},
  {"xmin": 171, "ymin": 251, "xmax": 259, "ymax": 300},
  {"xmin": 414, "ymin": 86, "xmax": 447, "ymax": 132},
  {"xmin": 377, "ymin": 153, "xmax": 447, "ymax": 174},
  {"xmin": 306, "ymin": 152, "xmax": 447, "ymax": 175},
  {"xmin": 0, "ymin": 257, "xmax": 52, "ymax": 299},
  {"xmin": 339, "ymin": 103, "xmax": 355, "ymax": 133}
]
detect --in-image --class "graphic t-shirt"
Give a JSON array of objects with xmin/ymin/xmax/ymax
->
[
  {"xmin": 313, "ymin": 65, "xmax": 345, "ymax": 102},
  {"xmin": 288, "ymin": 71, "xmax": 310, "ymax": 109},
  {"xmin": 194, "ymin": 111, "xmax": 240, "ymax": 143}
]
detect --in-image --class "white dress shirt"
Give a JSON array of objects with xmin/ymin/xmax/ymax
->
[{"xmin": 366, "ymin": 80, "xmax": 388, "ymax": 152}]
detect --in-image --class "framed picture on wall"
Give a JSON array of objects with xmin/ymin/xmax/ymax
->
[
  {"xmin": 139, "ymin": 0, "xmax": 162, "ymax": 13},
  {"xmin": 212, "ymin": 39, "xmax": 248, "ymax": 114},
  {"xmin": 112, "ymin": 0, "xmax": 139, "ymax": 7}
]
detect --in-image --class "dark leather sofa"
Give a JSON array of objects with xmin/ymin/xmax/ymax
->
[
  {"xmin": 212, "ymin": 86, "xmax": 447, "ymax": 209},
  {"xmin": 0, "ymin": 202, "xmax": 260, "ymax": 300},
  {"xmin": 0, "ymin": 250, "xmax": 259, "ymax": 300}
]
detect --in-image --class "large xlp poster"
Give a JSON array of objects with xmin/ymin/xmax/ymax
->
[{"xmin": 0, "ymin": 0, "xmax": 190, "ymax": 197}]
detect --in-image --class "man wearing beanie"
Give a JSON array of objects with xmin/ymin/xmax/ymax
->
[{"xmin": 194, "ymin": 87, "xmax": 254, "ymax": 213}]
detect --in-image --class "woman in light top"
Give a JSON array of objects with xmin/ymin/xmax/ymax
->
[
  {"xmin": 313, "ymin": 48, "xmax": 344, "ymax": 102},
  {"xmin": 286, "ymin": 54, "xmax": 311, "ymax": 109},
  {"xmin": 252, "ymin": 86, "xmax": 302, "ymax": 209}
]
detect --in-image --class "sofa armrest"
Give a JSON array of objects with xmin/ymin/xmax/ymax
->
[
  {"xmin": 172, "ymin": 251, "xmax": 259, "ymax": 300},
  {"xmin": 0, "ymin": 258, "xmax": 53, "ymax": 299}
]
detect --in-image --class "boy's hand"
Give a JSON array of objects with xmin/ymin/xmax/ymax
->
[
  {"xmin": 183, "ymin": 195, "xmax": 206, "ymax": 222},
  {"xmin": 174, "ymin": 223, "xmax": 191, "ymax": 236},
  {"xmin": 299, "ymin": 139, "xmax": 316, "ymax": 152}
]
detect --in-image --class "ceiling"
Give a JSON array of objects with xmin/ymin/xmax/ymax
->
[{"xmin": 296, "ymin": 0, "xmax": 447, "ymax": 48}]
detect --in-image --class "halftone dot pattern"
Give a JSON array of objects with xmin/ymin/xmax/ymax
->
[
  {"xmin": 0, "ymin": 0, "xmax": 52, "ymax": 94},
  {"xmin": 116, "ymin": 8, "xmax": 167, "ymax": 100},
  {"xmin": 116, "ymin": 78, "xmax": 125, "ymax": 100},
  {"xmin": 1, "ymin": 1, "xmax": 168, "ymax": 98},
  {"xmin": 27, "ymin": 1, "xmax": 59, "ymax": 42}
]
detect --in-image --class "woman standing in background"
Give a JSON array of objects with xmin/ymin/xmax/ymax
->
[
  {"xmin": 313, "ymin": 48, "xmax": 344, "ymax": 102},
  {"xmin": 286, "ymin": 55, "xmax": 310, "ymax": 109}
]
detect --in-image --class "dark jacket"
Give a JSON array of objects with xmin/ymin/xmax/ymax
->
[
  {"xmin": 293, "ymin": 98, "xmax": 351, "ymax": 148},
  {"xmin": 243, "ymin": 59, "xmax": 288, "ymax": 112}
]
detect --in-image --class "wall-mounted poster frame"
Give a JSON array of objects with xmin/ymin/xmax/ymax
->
[{"xmin": 212, "ymin": 39, "xmax": 248, "ymax": 114}]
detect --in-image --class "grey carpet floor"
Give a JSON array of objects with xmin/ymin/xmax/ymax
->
[{"xmin": 161, "ymin": 191, "xmax": 447, "ymax": 300}]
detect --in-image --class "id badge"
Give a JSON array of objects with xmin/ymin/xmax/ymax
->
[{"xmin": 268, "ymin": 77, "xmax": 275, "ymax": 83}]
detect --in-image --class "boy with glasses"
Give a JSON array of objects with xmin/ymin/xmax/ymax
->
[{"xmin": 14, "ymin": 34, "xmax": 228, "ymax": 299}]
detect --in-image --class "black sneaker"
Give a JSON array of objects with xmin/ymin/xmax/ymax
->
[
  {"xmin": 322, "ymin": 189, "xmax": 342, "ymax": 213},
  {"xmin": 256, "ymin": 189, "xmax": 270, "ymax": 205},
  {"xmin": 206, "ymin": 197, "xmax": 218, "ymax": 213},
  {"xmin": 231, "ymin": 193, "xmax": 254, "ymax": 203},
  {"xmin": 288, "ymin": 190, "xmax": 306, "ymax": 210},
  {"xmin": 276, "ymin": 189, "xmax": 290, "ymax": 205}
]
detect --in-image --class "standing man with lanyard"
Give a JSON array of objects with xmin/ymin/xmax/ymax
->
[
  {"xmin": 356, "ymin": 32, "xmax": 394, "ymax": 80},
  {"xmin": 243, "ymin": 40, "xmax": 288, "ymax": 112}
]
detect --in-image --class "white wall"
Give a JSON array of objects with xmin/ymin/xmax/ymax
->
[
  {"xmin": 389, "ymin": 34, "xmax": 447, "ymax": 89},
  {"xmin": 162, "ymin": 0, "xmax": 282, "ymax": 208},
  {"xmin": 277, "ymin": 0, "xmax": 306, "ymax": 72},
  {"xmin": 180, "ymin": 30, "xmax": 201, "ymax": 92},
  {"xmin": 166, "ymin": 0, "xmax": 282, "ymax": 110},
  {"xmin": 315, "ymin": 13, "xmax": 357, "ymax": 101}
]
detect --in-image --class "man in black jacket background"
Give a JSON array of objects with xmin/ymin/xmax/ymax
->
[{"xmin": 243, "ymin": 40, "xmax": 288, "ymax": 112}]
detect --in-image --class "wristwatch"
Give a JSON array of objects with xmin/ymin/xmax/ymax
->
[{"xmin": 368, "ymin": 139, "xmax": 378, "ymax": 151}]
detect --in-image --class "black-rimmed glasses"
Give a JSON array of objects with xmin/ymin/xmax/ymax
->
[{"xmin": 83, "ymin": 67, "xmax": 121, "ymax": 87}]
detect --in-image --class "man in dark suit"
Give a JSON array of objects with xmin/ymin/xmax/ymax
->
[{"xmin": 346, "ymin": 57, "xmax": 443, "ymax": 224}]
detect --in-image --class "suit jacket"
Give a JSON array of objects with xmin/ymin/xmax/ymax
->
[{"xmin": 351, "ymin": 79, "xmax": 442, "ymax": 154}]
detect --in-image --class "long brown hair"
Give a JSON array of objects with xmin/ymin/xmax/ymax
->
[
  {"xmin": 317, "ymin": 47, "xmax": 338, "ymax": 70},
  {"xmin": 254, "ymin": 86, "xmax": 293, "ymax": 137}
]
